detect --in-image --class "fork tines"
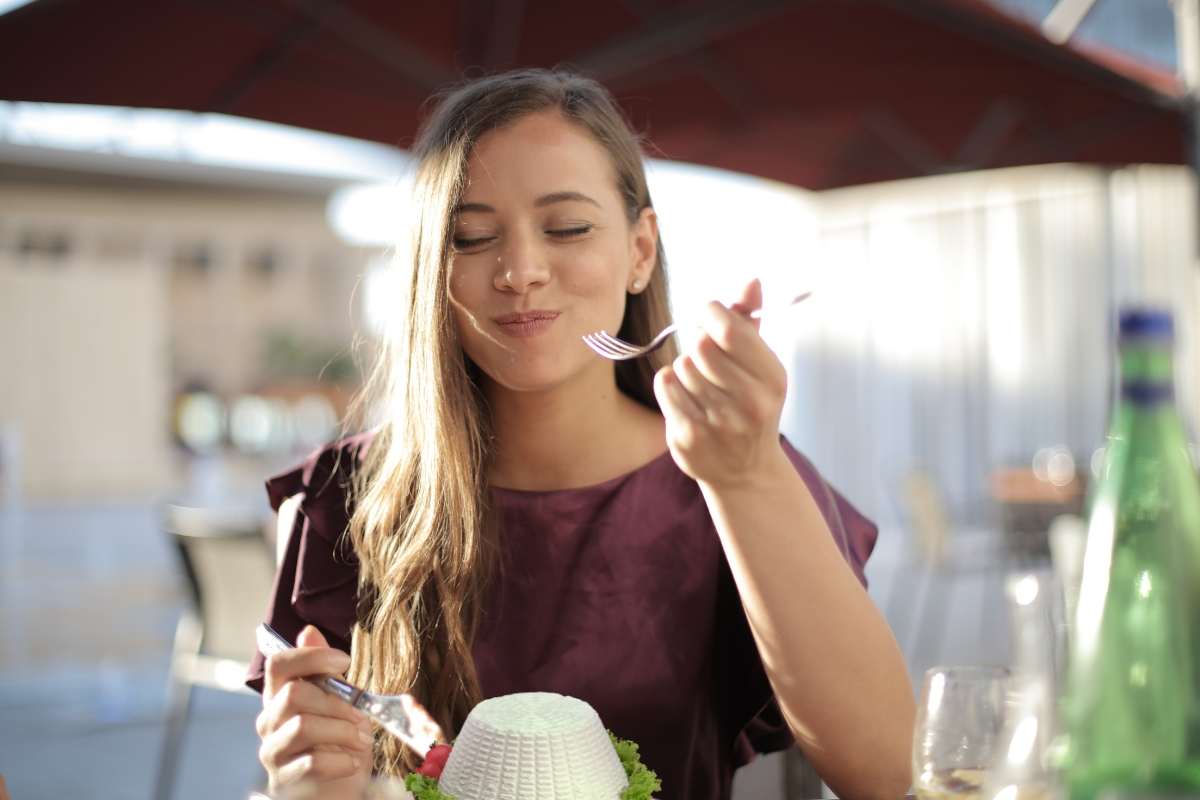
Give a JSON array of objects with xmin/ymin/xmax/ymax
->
[{"xmin": 582, "ymin": 331, "xmax": 642, "ymax": 360}]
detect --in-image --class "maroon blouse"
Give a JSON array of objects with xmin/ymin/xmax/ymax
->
[{"xmin": 246, "ymin": 430, "xmax": 878, "ymax": 800}]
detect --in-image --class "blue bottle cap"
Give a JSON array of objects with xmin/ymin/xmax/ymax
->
[{"xmin": 1118, "ymin": 308, "xmax": 1173, "ymax": 341}]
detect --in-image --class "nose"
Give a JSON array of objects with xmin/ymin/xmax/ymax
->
[{"xmin": 493, "ymin": 233, "xmax": 550, "ymax": 293}]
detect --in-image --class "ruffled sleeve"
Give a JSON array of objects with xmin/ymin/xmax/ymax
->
[
  {"xmin": 245, "ymin": 430, "xmax": 376, "ymax": 693},
  {"xmin": 717, "ymin": 436, "xmax": 879, "ymax": 765}
]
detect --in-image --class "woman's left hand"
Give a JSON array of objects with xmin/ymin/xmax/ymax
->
[{"xmin": 654, "ymin": 278, "xmax": 790, "ymax": 490}]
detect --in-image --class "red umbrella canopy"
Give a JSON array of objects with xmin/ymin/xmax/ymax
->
[{"xmin": 0, "ymin": 0, "xmax": 1188, "ymax": 190}]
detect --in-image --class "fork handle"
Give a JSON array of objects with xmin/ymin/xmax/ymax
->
[
  {"xmin": 319, "ymin": 674, "xmax": 366, "ymax": 706},
  {"xmin": 256, "ymin": 623, "xmax": 364, "ymax": 705}
]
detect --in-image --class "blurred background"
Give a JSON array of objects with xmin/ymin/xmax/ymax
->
[{"xmin": 1, "ymin": 0, "xmax": 1198, "ymax": 798}]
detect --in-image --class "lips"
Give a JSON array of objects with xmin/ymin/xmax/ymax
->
[{"xmin": 493, "ymin": 310, "xmax": 561, "ymax": 338}]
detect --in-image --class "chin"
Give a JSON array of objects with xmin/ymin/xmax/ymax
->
[
  {"xmin": 475, "ymin": 354, "xmax": 588, "ymax": 396},
  {"xmin": 486, "ymin": 369, "xmax": 572, "ymax": 394}
]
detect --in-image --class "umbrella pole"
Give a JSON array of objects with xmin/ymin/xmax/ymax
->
[{"xmin": 1042, "ymin": 0, "xmax": 1099, "ymax": 44}]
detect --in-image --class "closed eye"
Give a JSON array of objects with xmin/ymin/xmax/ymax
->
[
  {"xmin": 547, "ymin": 225, "xmax": 593, "ymax": 239},
  {"xmin": 452, "ymin": 235, "xmax": 496, "ymax": 251}
]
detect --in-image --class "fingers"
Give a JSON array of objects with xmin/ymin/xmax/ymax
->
[
  {"xmin": 271, "ymin": 749, "xmax": 366, "ymax": 786},
  {"xmin": 656, "ymin": 337, "xmax": 783, "ymax": 438},
  {"xmin": 257, "ymin": 678, "xmax": 365, "ymax": 737},
  {"xmin": 698, "ymin": 301, "xmax": 787, "ymax": 395},
  {"xmin": 263, "ymin": 626, "xmax": 350, "ymax": 701},
  {"xmin": 689, "ymin": 333, "xmax": 753, "ymax": 394},
  {"xmin": 259, "ymin": 710, "xmax": 372, "ymax": 770},
  {"xmin": 296, "ymin": 624, "xmax": 329, "ymax": 649},
  {"xmin": 672, "ymin": 353, "xmax": 736, "ymax": 429},
  {"xmin": 256, "ymin": 671, "xmax": 373, "ymax": 789},
  {"xmin": 729, "ymin": 277, "xmax": 764, "ymax": 324},
  {"xmin": 654, "ymin": 363, "xmax": 704, "ymax": 424}
]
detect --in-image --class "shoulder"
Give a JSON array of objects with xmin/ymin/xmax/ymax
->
[
  {"xmin": 265, "ymin": 427, "xmax": 380, "ymax": 543},
  {"xmin": 265, "ymin": 427, "xmax": 378, "ymax": 510}
]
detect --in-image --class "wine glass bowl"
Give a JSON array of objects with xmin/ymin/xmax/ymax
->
[{"xmin": 913, "ymin": 666, "xmax": 1010, "ymax": 800}]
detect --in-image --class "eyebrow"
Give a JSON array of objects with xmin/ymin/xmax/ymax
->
[{"xmin": 454, "ymin": 191, "xmax": 602, "ymax": 215}]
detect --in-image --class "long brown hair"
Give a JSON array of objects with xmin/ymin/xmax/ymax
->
[{"xmin": 344, "ymin": 68, "xmax": 677, "ymax": 775}]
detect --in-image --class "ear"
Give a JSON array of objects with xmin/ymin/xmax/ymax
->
[{"xmin": 627, "ymin": 206, "xmax": 658, "ymax": 294}]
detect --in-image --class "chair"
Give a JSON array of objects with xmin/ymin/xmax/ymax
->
[
  {"xmin": 887, "ymin": 471, "xmax": 1012, "ymax": 670},
  {"xmin": 990, "ymin": 465, "xmax": 1086, "ymax": 561},
  {"xmin": 154, "ymin": 504, "xmax": 276, "ymax": 800}
]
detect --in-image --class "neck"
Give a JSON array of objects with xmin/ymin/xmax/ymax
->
[{"xmin": 484, "ymin": 366, "xmax": 665, "ymax": 491}]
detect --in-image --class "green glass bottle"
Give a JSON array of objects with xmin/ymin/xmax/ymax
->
[{"xmin": 1065, "ymin": 308, "xmax": 1200, "ymax": 800}]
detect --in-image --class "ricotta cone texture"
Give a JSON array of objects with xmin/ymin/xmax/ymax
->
[{"xmin": 437, "ymin": 692, "xmax": 629, "ymax": 799}]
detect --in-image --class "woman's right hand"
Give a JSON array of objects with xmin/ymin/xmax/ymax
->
[{"xmin": 256, "ymin": 625, "xmax": 374, "ymax": 797}]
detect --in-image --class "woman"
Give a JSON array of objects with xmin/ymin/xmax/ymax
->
[{"xmin": 249, "ymin": 68, "xmax": 914, "ymax": 800}]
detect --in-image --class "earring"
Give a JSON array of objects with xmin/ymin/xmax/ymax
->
[{"xmin": 630, "ymin": 279, "xmax": 643, "ymax": 292}]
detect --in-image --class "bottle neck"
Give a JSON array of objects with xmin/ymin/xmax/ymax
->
[{"xmin": 1118, "ymin": 340, "xmax": 1174, "ymax": 406}]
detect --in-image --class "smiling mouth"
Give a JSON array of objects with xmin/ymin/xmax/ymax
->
[{"xmin": 493, "ymin": 311, "xmax": 560, "ymax": 337}]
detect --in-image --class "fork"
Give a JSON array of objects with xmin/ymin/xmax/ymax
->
[
  {"xmin": 582, "ymin": 291, "xmax": 813, "ymax": 360},
  {"xmin": 255, "ymin": 623, "xmax": 443, "ymax": 756}
]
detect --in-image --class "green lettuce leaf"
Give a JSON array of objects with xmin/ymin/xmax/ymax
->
[
  {"xmin": 404, "ymin": 772, "xmax": 456, "ymax": 800},
  {"xmin": 610, "ymin": 731, "xmax": 662, "ymax": 800}
]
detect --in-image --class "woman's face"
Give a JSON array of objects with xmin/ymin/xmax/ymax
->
[{"xmin": 447, "ymin": 109, "xmax": 657, "ymax": 395}]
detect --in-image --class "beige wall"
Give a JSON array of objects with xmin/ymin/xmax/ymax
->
[
  {"xmin": 0, "ymin": 179, "xmax": 377, "ymax": 500},
  {"xmin": 0, "ymin": 260, "xmax": 169, "ymax": 499}
]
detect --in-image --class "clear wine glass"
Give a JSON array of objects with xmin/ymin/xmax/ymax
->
[{"xmin": 913, "ymin": 665, "xmax": 1011, "ymax": 800}]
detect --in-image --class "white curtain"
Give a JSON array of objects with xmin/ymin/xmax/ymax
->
[{"xmin": 773, "ymin": 163, "xmax": 1200, "ymax": 526}]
